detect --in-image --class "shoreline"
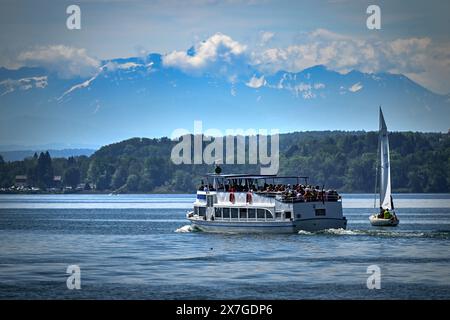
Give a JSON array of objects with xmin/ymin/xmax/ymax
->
[{"xmin": 0, "ymin": 191, "xmax": 449, "ymax": 195}]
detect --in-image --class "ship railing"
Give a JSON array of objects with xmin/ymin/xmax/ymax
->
[
  {"xmin": 213, "ymin": 191, "xmax": 340, "ymax": 205},
  {"xmin": 255, "ymin": 192, "xmax": 340, "ymax": 202},
  {"xmin": 277, "ymin": 194, "xmax": 341, "ymax": 203}
]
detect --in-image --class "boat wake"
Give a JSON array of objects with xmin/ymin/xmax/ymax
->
[
  {"xmin": 175, "ymin": 224, "xmax": 200, "ymax": 233},
  {"xmin": 298, "ymin": 228, "xmax": 450, "ymax": 239},
  {"xmin": 297, "ymin": 228, "xmax": 367, "ymax": 236},
  {"xmin": 321, "ymin": 228, "xmax": 426, "ymax": 238},
  {"xmin": 321, "ymin": 228, "xmax": 364, "ymax": 236},
  {"xmin": 297, "ymin": 230, "xmax": 314, "ymax": 235}
]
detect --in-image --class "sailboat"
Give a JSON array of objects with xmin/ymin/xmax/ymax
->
[{"xmin": 369, "ymin": 108, "xmax": 400, "ymax": 227}]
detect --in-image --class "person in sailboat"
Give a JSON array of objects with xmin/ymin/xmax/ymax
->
[
  {"xmin": 377, "ymin": 207, "xmax": 388, "ymax": 219},
  {"xmin": 377, "ymin": 206, "xmax": 397, "ymax": 221},
  {"xmin": 377, "ymin": 207, "xmax": 383, "ymax": 219},
  {"xmin": 383, "ymin": 208, "xmax": 391, "ymax": 219}
]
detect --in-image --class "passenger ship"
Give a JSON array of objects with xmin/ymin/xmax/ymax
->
[{"xmin": 187, "ymin": 172, "xmax": 347, "ymax": 233}]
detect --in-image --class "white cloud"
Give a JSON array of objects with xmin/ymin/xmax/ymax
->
[
  {"xmin": 314, "ymin": 83, "xmax": 325, "ymax": 89},
  {"xmin": 388, "ymin": 38, "xmax": 431, "ymax": 55},
  {"xmin": 0, "ymin": 76, "xmax": 48, "ymax": 96},
  {"xmin": 17, "ymin": 45, "xmax": 100, "ymax": 78},
  {"xmin": 259, "ymin": 31, "xmax": 275, "ymax": 45},
  {"xmin": 246, "ymin": 75, "xmax": 266, "ymax": 88},
  {"xmin": 163, "ymin": 33, "xmax": 246, "ymax": 72},
  {"xmin": 14, "ymin": 31, "xmax": 436, "ymax": 93},
  {"xmin": 309, "ymin": 28, "xmax": 349, "ymax": 41},
  {"xmin": 250, "ymin": 29, "xmax": 450, "ymax": 93},
  {"xmin": 349, "ymin": 82, "xmax": 363, "ymax": 92}
]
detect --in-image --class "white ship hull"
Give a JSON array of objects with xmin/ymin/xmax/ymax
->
[
  {"xmin": 189, "ymin": 216, "xmax": 347, "ymax": 233},
  {"xmin": 187, "ymin": 190, "xmax": 347, "ymax": 233}
]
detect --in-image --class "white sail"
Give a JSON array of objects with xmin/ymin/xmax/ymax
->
[{"xmin": 379, "ymin": 108, "xmax": 392, "ymax": 210}]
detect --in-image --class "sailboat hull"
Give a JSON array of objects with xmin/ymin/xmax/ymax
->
[
  {"xmin": 370, "ymin": 108, "xmax": 399, "ymax": 227},
  {"xmin": 369, "ymin": 214, "xmax": 399, "ymax": 227}
]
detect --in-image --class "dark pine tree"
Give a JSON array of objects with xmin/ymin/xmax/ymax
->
[{"xmin": 36, "ymin": 151, "xmax": 54, "ymax": 188}]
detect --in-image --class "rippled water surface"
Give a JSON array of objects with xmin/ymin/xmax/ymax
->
[{"xmin": 0, "ymin": 193, "xmax": 449, "ymax": 299}]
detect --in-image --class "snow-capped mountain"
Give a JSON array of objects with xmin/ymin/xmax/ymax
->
[{"xmin": 0, "ymin": 53, "xmax": 449, "ymax": 146}]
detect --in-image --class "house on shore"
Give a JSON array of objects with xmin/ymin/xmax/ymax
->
[
  {"xmin": 53, "ymin": 176, "xmax": 62, "ymax": 188},
  {"xmin": 14, "ymin": 175, "xmax": 28, "ymax": 187}
]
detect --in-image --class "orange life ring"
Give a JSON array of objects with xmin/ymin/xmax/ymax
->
[
  {"xmin": 246, "ymin": 192, "xmax": 253, "ymax": 204},
  {"xmin": 229, "ymin": 192, "xmax": 235, "ymax": 203}
]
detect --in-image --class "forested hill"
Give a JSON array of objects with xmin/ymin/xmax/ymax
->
[{"xmin": 1, "ymin": 131, "xmax": 449, "ymax": 193}]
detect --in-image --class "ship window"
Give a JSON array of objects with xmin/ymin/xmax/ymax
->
[
  {"xmin": 285, "ymin": 211, "xmax": 292, "ymax": 219},
  {"xmin": 222, "ymin": 208, "xmax": 230, "ymax": 218},
  {"xmin": 248, "ymin": 208, "xmax": 256, "ymax": 219},
  {"xmin": 231, "ymin": 208, "xmax": 239, "ymax": 219},
  {"xmin": 215, "ymin": 207, "xmax": 222, "ymax": 219},
  {"xmin": 257, "ymin": 209, "xmax": 265, "ymax": 219},
  {"xmin": 207, "ymin": 195, "xmax": 214, "ymax": 207},
  {"xmin": 198, "ymin": 206, "xmax": 206, "ymax": 216},
  {"xmin": 194, "ymin": 206, "xmax": 199, "ymax": 215},
  {"xmin": 315, "ymin": 209, "xmax": 326, "ymax": 216},
  {"xmin": 266, "ymin": 210, "xmax": 274, "ymax": 220},
  {"xmin": 275, "ymin": 212, "xmax": 282, "ymax": 219},
  {"xmin": 240, "ymin": 208, "xmax": 247, "ymax": 219}
]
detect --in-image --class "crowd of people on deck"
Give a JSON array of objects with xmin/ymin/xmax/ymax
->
[
  {"xmin": 264, "ymin": 183, "xmax": 340, "ymax": 202},
  {"xmin": 198, "ymin": 181, "xmax": 340, "ymax": 202}
]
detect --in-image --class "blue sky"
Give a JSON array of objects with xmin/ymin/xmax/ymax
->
[{"xmin": 0, "ymin": 0, "xmax": 449, "ymax": 147}]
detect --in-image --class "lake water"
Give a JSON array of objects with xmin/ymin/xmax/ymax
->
[{"xmin": 0, "ymin": 193, "xmax": 449, "ymax": 299}]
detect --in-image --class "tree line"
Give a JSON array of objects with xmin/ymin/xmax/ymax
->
[
  {"xmin": 0, "ymin": 151, "xmax": 90, "ymax": 190},
  {"xmin": 0, "ymin": 131, "xmax": 449, "ymax": 193}
]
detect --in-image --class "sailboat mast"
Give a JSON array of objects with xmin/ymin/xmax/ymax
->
[{"xmin": 373, "ymin": 147, "xmax": 379, "ymax": 209}]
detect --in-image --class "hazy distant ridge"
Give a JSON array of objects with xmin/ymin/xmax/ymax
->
[{"xmin": 0, "ymin": 148, "xmax": 96, "ymax": 162}]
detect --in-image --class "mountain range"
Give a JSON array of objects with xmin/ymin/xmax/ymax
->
[{"xmin": 1, "ymin": 52, "xmax": 449, "ymax": 147}]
